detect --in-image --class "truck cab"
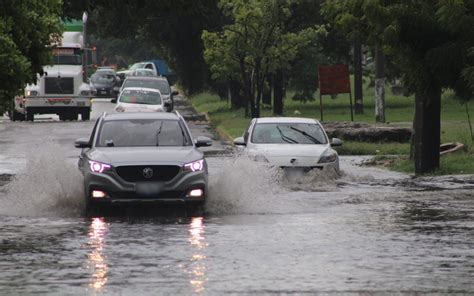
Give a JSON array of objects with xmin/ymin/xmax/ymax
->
[{"xmin": 13, "ymin": 24, "xmax": 94, "ymax": 121}]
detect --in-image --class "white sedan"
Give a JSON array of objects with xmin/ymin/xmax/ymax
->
[
  {"xmin": 233, "ymin": 117, "xmax": 342, "ymax": 173},
  {"xmin": 114, "ymin": 87, "xmax": 169, "ymax": 113}
]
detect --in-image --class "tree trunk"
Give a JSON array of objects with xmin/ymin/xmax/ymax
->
[
  {"xmin": 354, "ymin": 40, "xmax": 364, "ymax": 114},
  {"xmin": 414, "ymin": 84, "xmax": 441, "ymax": 174},
  {"xmin": 229, "ymin": 81, "xmax": 245, "ymax": 109},
  {"xmin": 374, "ymin": 46, "xmax": 386, "ymax": 123},
  {"xmin": 262, "ymin": 75, "xmax": 272, "ymax": 105},
  {"xmin": 273, "ymin": 70, "xmax": 284, "ymax": 115}
]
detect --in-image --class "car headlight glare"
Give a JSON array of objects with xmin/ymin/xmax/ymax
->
[
  {"xmin": 184, "ymin": 159, "xmax": 204, "ymax": 172},
  {"xmin": 318, "ymin": 152, "xmax": 337, "ymax": 164},
  {"xmin": 89, "ymin": 160, "xmax": 112, "ymax": 173},
  {"xmin": 26, "ymin": 90, "xmax": 38, "ymax": 96}
]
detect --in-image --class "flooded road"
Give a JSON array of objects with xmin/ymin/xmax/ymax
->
[{"xmin": 0, "ymin": 100, "xmax": 473, "ymax": 294}]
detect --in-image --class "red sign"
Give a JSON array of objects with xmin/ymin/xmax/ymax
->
[{"xmin": 318, "ymin": 64, "xmax": 351, "ymax": 95}]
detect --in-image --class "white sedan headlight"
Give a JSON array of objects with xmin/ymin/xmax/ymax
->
[{"xmin": 318, "ymin": 151, "xmax": 338, "ymax": 164}]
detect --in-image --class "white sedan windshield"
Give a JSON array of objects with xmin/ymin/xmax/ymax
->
[{"xmin": 251, "ymin": 123, "xmax": 327, "ymax": 144}]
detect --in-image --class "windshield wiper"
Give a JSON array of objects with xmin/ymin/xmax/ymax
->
[
  {"xmin": 155, "ymin": 121, "xmax": 164, "ymax": 146},
  {"xmin": 289, "ymin": 126, "xmax": 322, "ymax": 144},
  {"xmin": 276, "ymin": 126, "xmax": 298, "ymax": 144}
]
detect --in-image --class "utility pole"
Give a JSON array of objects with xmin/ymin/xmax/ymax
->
[{"xmin": 82, "ymin": 12, "xmax": 88, "ymax": 82}]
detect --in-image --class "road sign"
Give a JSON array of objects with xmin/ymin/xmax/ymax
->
[{"xmin": 317, "ymin": 64, "xmax": 353, "ymax": 121}]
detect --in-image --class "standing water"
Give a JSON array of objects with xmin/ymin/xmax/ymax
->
[{"xmin": 0, "ymin": 146, "xmax": 473, "ymax": 294}]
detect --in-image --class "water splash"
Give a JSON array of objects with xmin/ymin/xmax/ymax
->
[
  {"xmin": 205, "ymin": 156, "xmax": 344, "ymax": 215},
  {"xmin": 1, "ymin": 141, "xmax": 84, "ymax": 217}
]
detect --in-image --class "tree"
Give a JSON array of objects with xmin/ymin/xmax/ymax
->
[
  {"xmin": 286, "ymin": 0, "xmax": 350, "ymax": 104},
  {"xmin": 0, "ymin": 0, "xmax": 63, "ymax": 111},
  {"xmin": 323, "ymin": 0, "xmax": 368, "ymax": 115},
  {"xmin": 203, "ymin": 0, "xmax": 321, "ymax": 118},
  {"xmin": 324, "ymin": 0, "xmax": 474, "ymax": 174},
  {"xmin": 88, "ymin": 1, "xmax": 222, "ymax": 95}
]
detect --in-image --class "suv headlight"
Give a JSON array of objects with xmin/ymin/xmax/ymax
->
[
  {"xmin": 318, "ymin": 151, "xmax": 338, "ymax": 164},
  {"xmin": 184, "ymin": 159, "xmax": 205, "ymax": 172},
  {"xmin": 88, "ymin": 160, "xmax": 112, "ymax": 173}
]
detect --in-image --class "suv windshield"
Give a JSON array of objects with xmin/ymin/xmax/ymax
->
[
  {"xmin": 91, "ymin": 74, "xmax": 116, "ymax": 84},
  {"xmin": 119, "ymin": 89, "xmax": 162, "ymax": 105},
  {"xmin": 123, "ymin": 80, "xmax": 170, "ymax": 95},
  {"xmin": 97, "ymin": 119, "xmax": 191, "ymax": 147},
  {"xmin": 251, "ymin": 123, "xmax": 328, "ymax": 144}
]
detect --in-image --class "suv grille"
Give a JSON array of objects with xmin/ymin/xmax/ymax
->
[
  {"xmin": 116, "ymin": 165, "xmax": 181, "ymax": 182},
  {"xmin": 45, "ymin": 77, "xmax": 74, "ymax": 94}
]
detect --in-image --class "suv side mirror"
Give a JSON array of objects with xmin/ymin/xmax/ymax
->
[
  {"xmin": 74, "ymin": 138, "xmax": 91, "ymax": 148},
  {"xmin": 195, "ymin": 136, "xmax": 213, "ymax": 147}
]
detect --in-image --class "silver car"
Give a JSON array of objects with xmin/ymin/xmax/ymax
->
[
  {"xmin": 115, "ymin": 76, "xmax": 178, "ymax": 111},
  {"xmin": 74, "ymin": 112, "xmax": 212, "ymax": 211}
]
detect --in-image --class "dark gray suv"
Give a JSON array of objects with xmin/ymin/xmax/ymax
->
[{"xmin": 74, "ymin": 112, "xmax": 212, "ymax": 211}]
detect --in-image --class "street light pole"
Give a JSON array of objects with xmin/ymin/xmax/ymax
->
[{"xmin": 82, "ymin": 12, "xmax": 88, "ymax": 82}]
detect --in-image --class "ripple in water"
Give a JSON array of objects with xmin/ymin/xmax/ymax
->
[{"xmin": 1, "ymin": 142, "xmax": 84, "ymax": 217}]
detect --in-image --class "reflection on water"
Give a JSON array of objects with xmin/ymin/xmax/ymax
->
[
  {"xmin": 188, "ymin": 217, "xmax": 208, "ymax": 294},
  {"xmin": 87, "ymin": 217, "xmax": 109, "ymax": 291}
]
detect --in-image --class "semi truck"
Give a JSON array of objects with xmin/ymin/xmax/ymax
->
[{"xmin": 11, "ymin": 20, "xmax": 94, "ymax": 121}]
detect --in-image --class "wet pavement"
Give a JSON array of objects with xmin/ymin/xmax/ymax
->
[{"xmin": 0, "ymin": 97, "xmax": 473, "ymax": 295}]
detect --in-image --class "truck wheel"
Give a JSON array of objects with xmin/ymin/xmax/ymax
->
[
  {"xmin": 71, "ymin": 112, "xmax": 78, "ymax": 121},
  {"xmin": 81, "ymin": 109, "xmax": 90, "ymax": 121},
  {"xmin": 26, "ymin": 109, "xmax": 34, "ymax": 122},
  {"xmin": 10, "ymin": 110, "xmax": 25, "ymax": 121},
  {"xmin": 59, "ymin": 113, "xmax": 67, "ymax": 121}
]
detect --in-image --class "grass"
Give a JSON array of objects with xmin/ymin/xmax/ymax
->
[{"xmin": 191, "ymin": 82, "xmax": 474, "ymax": 175}]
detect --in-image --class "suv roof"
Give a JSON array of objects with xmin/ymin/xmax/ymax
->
[
  {"xmin": 103, "ymin": 112, "xmax": 180, "ymax": 121},
  {"xmin": 124, "ymin": 76, "xmax": 168, "ymax": 82}
]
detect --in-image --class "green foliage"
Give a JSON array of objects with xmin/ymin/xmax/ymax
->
[
  {"xmin": 90, "ymin": 1, "xmax": 222, "ymax": 95},
  {"xmin": 202, "ymin": 0, "xmax": 324, "ymax": 117},
  {"xmin": 0, "ymin": 0, "xmax": 63, "ymax": 110}
]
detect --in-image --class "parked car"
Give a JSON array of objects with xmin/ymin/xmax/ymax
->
[
  {"xmin": 233, "ymin": 117, "xmax": 342, "ymax": 173},
  {"xmin": 114, "ymin": 87, "xmax": 168, "ymax": 113},
  {"xmin": 115, "ymin": 76, "xmax": 178, "ymax": 111},
  {"xmin": 90, "ymin": 72, "xmax": 120, "ymax": 98},
  {"xmin": 74, "ymin": 111, "xmax": 213, "ymax": 211},
  {"xmin": 116, "ymin": 59, "xmax": 177, "ymax": 85},
  {"xmin": 116, "ymin": 62, "xmax": 146, "ymax": 77}
]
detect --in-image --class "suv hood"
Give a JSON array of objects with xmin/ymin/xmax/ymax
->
[{"xmin": 89, "ymin": 146, "xmax": 202, "ymax": 166}]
